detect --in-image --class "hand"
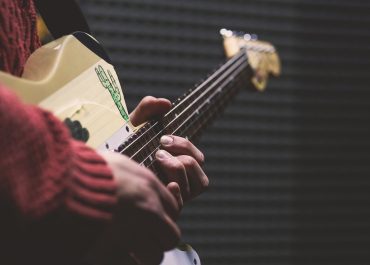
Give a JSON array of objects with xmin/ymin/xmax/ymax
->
[
  {"xmin": 100, "ymin": 151, "xmax": 181, "ymax": 265},
  {"xmin": 96, "ymin": 96, "xmax": 208, "ymax": 265},
  {"xmin": 156, "ymin": 135, "xmax": 208, "ymax": 202},
  {"xmin": 131, "ymin": 96, "xmax": 209, "ymax": 205}
]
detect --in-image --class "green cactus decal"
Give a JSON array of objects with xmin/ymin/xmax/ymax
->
[{"xmin": 95, "ymin": 65, "xmax": 129, "ymax": 121}]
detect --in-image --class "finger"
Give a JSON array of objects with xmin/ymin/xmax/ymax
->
[
  {"xmin": 124, "ymin": 164, "xmax": 181, "ymax": 221},
  {"xmin": 177, "ymin": 155, "xmax": 209, "ymax": 200},
  {"xmin": 130, "ymin": 96, "xmax": 172, "ymax": 126},
  {"xmin": 155, "ymin": 150, "xmax": 191, "ymax": 200},
  {"xmin": 160, "ymin": 135, "xmax": 204, "ymax": 165},
  {"xmin": 167, "ymin": 182, "xmax": 184, "ymax": 212},
  {"xmin": 151, "ymin": 176, "xmax": 181, "ymax": 221}
]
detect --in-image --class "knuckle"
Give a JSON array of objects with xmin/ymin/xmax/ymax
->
[
  {"xmin": 170, "ymin": 160, "xmax": 186, "ymax": 175},
  {"xmin": 182, "ymin": 155, "xmax": 197, "ymax": 169},
  {"xmin": 162, "ymin": 157, "xmax": 184, "ymax": 173},
  {"xmin": 142, "ymin": 95, "xmax": 157, "ymax": 106},
  {"xmin": 141, "ymin": 178, "xmax": 153, "ymax": 187},
  {"xmin": 199, "ymin": 151, "xmax": 205, "ymax": 165}
]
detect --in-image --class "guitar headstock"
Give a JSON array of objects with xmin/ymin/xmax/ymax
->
[{"xmin": 220, "ymin": 29, "xmax": 281, "ymax": 91}]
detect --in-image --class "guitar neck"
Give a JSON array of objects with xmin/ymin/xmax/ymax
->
[{"xmin": 118, "ymin": 50, "xmax": 251, "ymax": 174}]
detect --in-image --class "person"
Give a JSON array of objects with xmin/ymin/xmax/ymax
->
[{"xmin": 0, "ymin": 0, "xmax": 209, "ymax": 264}]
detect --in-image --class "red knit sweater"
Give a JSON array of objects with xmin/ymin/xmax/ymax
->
[{"xmin": 0, "ymin": 0, "xmax": 118, "ymax": 263}]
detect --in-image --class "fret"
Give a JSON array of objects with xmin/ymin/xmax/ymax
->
[
  {"xmin": 163, "ymin": 50, "xmax": 246, "ymax": 124},
  {"xmin": 142, "ymin": 154, "xmax": 152, "ymax": 167},
  {"xmin": 169, "ymin": 55, "xmax": 247, "ymax": 137},
  {"xmin": 180, "ymin": 67, "xmax": 249, "ymax": 139},
  {"xmin": 182, "ymin": 65, "xmax": 248, "ymax": 138},
  {"xmin": 164, "ymin": 120, "xmax": 175, "ymax": 135},
  {"xmin": 149, "ymin": 133, "xmax": 157, "ymax": 151},
  {"xmin": 130, "ymin": 128, "xmax": 159, "ymax": 162}
]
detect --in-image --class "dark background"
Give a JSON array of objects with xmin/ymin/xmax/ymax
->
[{"xmin": 78, "ymin": 1, "xmax": 370, "ymax": 264}]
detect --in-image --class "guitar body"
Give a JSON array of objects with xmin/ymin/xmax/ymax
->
[{"xmin": 0, "ymin": 32, "xmax": 133, "ymax": 149}]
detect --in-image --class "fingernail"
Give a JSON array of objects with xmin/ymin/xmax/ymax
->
[
  {"xmin": 156, "ymin": 150, "xmax": 172, "ymax": 160},
  {"xmin": 160, "ymin": 135, "xmax": 173, "ymax": 146}
]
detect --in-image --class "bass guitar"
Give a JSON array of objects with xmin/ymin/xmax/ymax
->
[{"xmin": 0, "ymin": 29, "xmax": 280, "ymax": 265}]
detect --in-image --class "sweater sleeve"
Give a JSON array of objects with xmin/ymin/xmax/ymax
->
[{"xmin": 0, "ymin": 84, "xmax": 118, "ymax": 238}]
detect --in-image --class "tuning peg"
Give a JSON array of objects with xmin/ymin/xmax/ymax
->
[
  {"xmin": 243, "ymin": 34, "xmax": 252, "ymax": 41},
  {"xmin": 219, "ymin": 28, "xmax": 234, "ymax": 38}
]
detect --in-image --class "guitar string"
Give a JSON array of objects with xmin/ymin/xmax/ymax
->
[
  {"xmin": 122, "ymin": 53, "xmax": 248, "ymax": 162},
  {"xmin": 163, "ymin": 49, "xmax": 246, "ymax": 119},
  {"xmin": 140, "ymin": 62, "xmax": 248, "ymax": 168},
  {"xmin": 134, "ymin": 61, "xmax": 247, "ymax": 170},
  {"xmin": 144, "ymin": 77, "xmax": 244, "ymax": 170},
  {"xmin": 144, "ymin": 83, "xmax": 240, "ymax": 171},
  {"xmin": 129, "ymin": 57, "xmax": 248, "ymax": 164},
  {"xmin": 119, "ymin": 50, "xmax": 246, "ymax": 159},
  {"xmin": 119, "ymin": 49, "xmax": 247, "ymax": 155},
  {"xmin": 177, "ymin": 71, "xmax": 247, "ymax": 138}
]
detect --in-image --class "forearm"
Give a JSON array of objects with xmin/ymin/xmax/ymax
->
[
  {"xmin": 0, "ymin": 84, "xmax": 117, "ymax": 262},
  {"xmin": 0, "ymin": 85, "xmax": 117, "ymax": 220}
]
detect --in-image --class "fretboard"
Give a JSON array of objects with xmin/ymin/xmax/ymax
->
[{"xmin": 118, "ymin": 49, "xmax": 252, "ymax": 176}]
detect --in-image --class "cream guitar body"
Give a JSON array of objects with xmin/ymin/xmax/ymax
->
[{"xmin": 0, "ymin": 32, "xmax": 134, "ymax": 150}]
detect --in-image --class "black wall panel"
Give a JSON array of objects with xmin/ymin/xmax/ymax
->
[{"xmin": 78, "ymin": 1, "xmax": 370, "ymax": 264}]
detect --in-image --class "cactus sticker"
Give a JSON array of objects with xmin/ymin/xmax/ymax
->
[{"xmin": 95, "ymin": 65, "xmax": 129, "ymax": 121}]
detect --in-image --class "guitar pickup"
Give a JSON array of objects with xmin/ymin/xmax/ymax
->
[{"xmin": 97, "ymin": 123, "xmax": 134, "ymax": 152}]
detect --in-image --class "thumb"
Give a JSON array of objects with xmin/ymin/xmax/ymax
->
[{"xmin": 130, "ymin": 96, "xmax": 172, "ymax": 126}]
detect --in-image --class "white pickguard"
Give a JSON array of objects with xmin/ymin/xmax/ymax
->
[
  {"xmin": 161, "ymin": 245, "xmax": 201, "ymax": 265},
  {"xmin": 97, "ymin": 122, "xmax": 134, "ymax": 151}
]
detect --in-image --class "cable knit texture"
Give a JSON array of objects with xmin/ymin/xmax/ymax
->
[
  {"xmin": 0, "ymin": 0, "xmax": 118, "ymax": 263},
  {"xmin": 0, "ymin": 0, "xmax": 40, "ymax": 76},
  {"xmin": 0, "ymin": 87, "xmax": 117, "ymax": 221}
]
